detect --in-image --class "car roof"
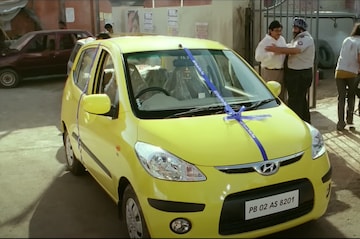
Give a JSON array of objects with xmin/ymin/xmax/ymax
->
[
  {"xmin": 25, "ymin": 29, "xmax": 92, "ymax": 35},
  {"xmin": 86, "ymin": 35, "xmax": 228, "ymax": 54},
  {"xmin": 20, "ymin": 29, "xmax": 93, "ymax": 39}
]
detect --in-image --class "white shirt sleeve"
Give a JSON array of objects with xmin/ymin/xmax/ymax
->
[{"xmin": 255, "ymin": 35, "xmax": 274, "ymax": 63}]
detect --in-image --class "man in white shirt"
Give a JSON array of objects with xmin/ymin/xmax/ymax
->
[
  {"xmin": 255, "ymin": 20, "xmax": 287, "ymax": 101},
  {"xmin": 265, "ymin": 17, "xmax": 315, "ymax": 123}
]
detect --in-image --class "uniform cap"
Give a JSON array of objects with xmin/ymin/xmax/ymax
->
[{"xmin": 293, "ymin": 17, "xmax": 307, "ymax": 30}]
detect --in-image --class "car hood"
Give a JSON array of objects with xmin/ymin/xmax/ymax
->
[
  {"xmin": 137, "ymin": 105, "xmax": 312, "ymax": 166},
  {"xmin": 0, "ymin": 48, "xmax": 19, "ymax": 56}
]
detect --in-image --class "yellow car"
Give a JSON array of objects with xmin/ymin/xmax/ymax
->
[{"xmin": 60, "ymin": 35, "xmax": 332, "ymax": 238}]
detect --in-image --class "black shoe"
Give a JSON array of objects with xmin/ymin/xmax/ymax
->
[
  {"xmin": 337, "ymin": 126, "xmax": 345, "ymax": 131},
  {"xmin": 337, "ymin": 122, "xmax": 346, "ymax": 131}
]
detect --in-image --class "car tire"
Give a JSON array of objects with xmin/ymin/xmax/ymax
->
[
  {"xmin": 63, "ymin": 131, "xmax": 85, "ymax": 176},
  {"xmin": 122, "ymin": 184, "xmax": 150, "ymax": 238},
  {"xmin": 0, "ymin": 68, "xmax": 20, "ymax": 88},
  {"xmin": 316, "ymin": 40, "xmax": 335, "ymax": 69}
]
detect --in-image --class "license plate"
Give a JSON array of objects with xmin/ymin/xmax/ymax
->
[{"xmin": 245, "ymin": 190, "xmax": 299, "ymax": 220}]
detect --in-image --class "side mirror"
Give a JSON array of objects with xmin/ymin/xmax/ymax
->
[
  {"xmin": 82, "ymin": 94, "xmax": 111, "ymax": 114},
  {"xmin": 266, "ymin": 81, "xmax": 281, "ymax": 97}
]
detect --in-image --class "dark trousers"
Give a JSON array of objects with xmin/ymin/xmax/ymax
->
[
  {"xmin": 336, "ymin": 77, "xmax": 357, "ymax": 126},
  {"xmin": 284, "ymin": 68, "xmax": 313, "ymax": 123},
  {"xmin": 355, "ymin": 77, "xmax": 360, "ymax": 113}
]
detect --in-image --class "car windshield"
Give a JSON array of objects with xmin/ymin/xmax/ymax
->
[
  {"xmin": 8, "ymin": 32, "xmax": 34, "ymax": 50},
  {"xmin": 9, "ymin": 31, "xmax": 91, "ymax": 51},
  {"xmin": 125, "ymin": 49, "xmax": 278, "ymax": 118}
]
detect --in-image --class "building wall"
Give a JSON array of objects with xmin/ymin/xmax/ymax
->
[
  {"xmin": 5, "ymin": 0, "xmax": 359, "ymax": 57},
  {"xmin": 8, "ymin": 9, "xmax": 36, "ymax": 38},
  {"xmin": 31, "ymin": 0, "xmax": 59, "ymax": 29},
  {"xmin": 143, "ymin": 0, "xmax": 212, "ymax": 8},
  {"xmin": 63, "ymin": 0, "xmax": 112, "ymax": 34},
  {"xmin": 6, "ymin": 0, "xmax": 113, "ymax": 39},
  {"xmin": 111, "ymin": 0, "xmax": 249, "ymax": 55}
]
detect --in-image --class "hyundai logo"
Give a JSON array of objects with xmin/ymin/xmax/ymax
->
[{"xmin": 254, "ymin": 161, "xmax": 279, "ymax": 176}]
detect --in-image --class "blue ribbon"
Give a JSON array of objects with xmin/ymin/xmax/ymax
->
[{"xmin": 183, "ymin": 48, "xmax": 270, "ymax": 161}]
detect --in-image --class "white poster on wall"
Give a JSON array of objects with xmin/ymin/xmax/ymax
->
[
  {"xmin": 167, "ymin": 9, "xmax": 178, "ymax": 36},
  {"xmin": 144, "ymin": 12, "xmax": 153, "ymax": 32},
  {"xmin": 65, "ymin": 8, "xmax": 75, "ymax": 23},
  {"xmin": 195, "ymin": 22, "xmax": 208, "ymax": 39}
]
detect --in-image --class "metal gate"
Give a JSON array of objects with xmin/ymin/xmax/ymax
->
[{"xmin": 247, "ymin": 0, "xmax": 320, "ymax": 108}]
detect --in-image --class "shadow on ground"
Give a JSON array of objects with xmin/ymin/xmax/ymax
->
[{"xmin": 28, "ymin": 147, "xmax": 127, "ymax": 238}]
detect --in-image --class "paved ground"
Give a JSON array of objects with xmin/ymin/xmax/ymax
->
[
  {"xmin": 270, "ymin": 71, "xmax": 360, "ymax": 238},
  {"xmin": 0, "ymin": 73, "xmax": 360, "ymax": 238}
]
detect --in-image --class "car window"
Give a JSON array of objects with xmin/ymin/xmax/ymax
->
[
  {"xmin": 9, "ymin": 32, "xmax": 33, "ymax": 50},
  {"xmin": 94, "ymin": 51, "xmax": 119, "ymax": 118},
  {"xmin": 46, "ymin": 34, "xmax": 56, "ymax": 51},
  {"xmin": 73, "ymin": 48, "xmax": 97, "ymax": 91},
  {"xmin": 25, "ymin": 34, "xmax": 49, "ymax": 53},
  {"xmin": 59, "ymin": 33, "xmax": 76, "ymax": 50},
  {"xmin": 69, "ymin": 43, "xmax": 82, "ymax": 64}
]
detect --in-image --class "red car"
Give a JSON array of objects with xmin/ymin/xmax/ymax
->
[{"xmin": 0, "ymin": 29, "xmax": 92, "ymax": 88}]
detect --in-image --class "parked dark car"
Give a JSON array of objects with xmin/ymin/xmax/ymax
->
[{"xmin": 0, "ymin": 29, "xmax": 92, "ymax": 88}]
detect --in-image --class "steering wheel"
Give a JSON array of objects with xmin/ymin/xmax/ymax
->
[{"xmin": 135, "ymin": 86, "xmax": 170, "ymax": 99}]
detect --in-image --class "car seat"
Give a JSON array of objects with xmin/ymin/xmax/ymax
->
[
  {"xmin": 165, "ymin": 59, "xmax": 210, "ymax": 100},
  {"xmin": 144, "ymin": 68, "xmax": 168, "ymax": 87},
  {"xmin": 129, "ymin": 63, "xmax": 147, "ymax": 96}
]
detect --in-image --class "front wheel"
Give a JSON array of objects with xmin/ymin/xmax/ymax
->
[
  {"xmin": 63, "ymin": 130, "xmax": 85, "ymax": 175},
  {"xmin": 0, "ymin": 68, "xmax": 20, "ymax": 88},
  {"xmin": 122, "ymin": 185, "xmax": 150, "ymax": 238}
]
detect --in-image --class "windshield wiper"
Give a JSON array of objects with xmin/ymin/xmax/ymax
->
[
  {"xmin": 166, "ymin": 105, "xmax": 225, "ymax": 118},
  {"xmin": 165, "ymin": 99, "xmax": 276, "ymax": 118},
  {"xmin": 243, "ymin": 98, "xmax": 277, "ymax": 111}
]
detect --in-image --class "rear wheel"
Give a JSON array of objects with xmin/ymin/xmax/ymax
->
[
  {"xmin": 0, "ymin": 68, "xmax": 20, "ymax": 88},
  {"xmin": 64, "ymin": 130, "xmax": 85, "ymax": 175},
  {"xmin": 122, "ymin": 185, "xmax": 150, "ymax": 238}
]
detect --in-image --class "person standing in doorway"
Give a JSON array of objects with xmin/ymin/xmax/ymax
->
[
  {"xmin": 104, "ymin": 23, "xmax": 114, "ymax": 34},
  {"xmin": 255, "ymin": 20, "xmax": 287, "ymax": 101},
  {"xmin": 265, "ymin": 17, "xmax": 315, "ymax": 123},
  {"xmin": 334, "ymin": 23, "xmax": 360, "ymax": 131}
]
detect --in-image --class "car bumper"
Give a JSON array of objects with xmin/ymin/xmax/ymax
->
[{"xmin": 134, "ymin": 151, "xmax": 332, "ymax": 238}]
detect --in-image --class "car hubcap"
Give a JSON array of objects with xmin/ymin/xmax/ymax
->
[
  {"xmin": 65, "ymin": 134, "xmax": 74, "ymax": 166},
  {"xmin": 0, "ymin": 72, "xmax": 15, "ymax": 86},
  {"xmin": 126, "ymin": 198, "xmax": 143, "ymax": 238}
]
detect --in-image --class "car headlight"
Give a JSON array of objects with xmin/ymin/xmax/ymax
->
[
  {"xmin": 305, "ymin": 122, "xmax": 326, "ymax": 159},
  {"xmin": 135, "ymin": 142, "xmax": 206, "ymax": 181}
]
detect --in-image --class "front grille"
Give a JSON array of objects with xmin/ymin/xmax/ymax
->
[
  {"xmin": 215, "ymin": 152, "xmax": 303, "ymax": 174},
  {"xmin": 219, "ymin": 178, "xmax": 314, "ymax": 235}
]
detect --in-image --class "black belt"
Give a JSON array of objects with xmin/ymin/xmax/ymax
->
[{"xmin": 264, "ymin": 67, "xmax": 283, "ymax": 70}]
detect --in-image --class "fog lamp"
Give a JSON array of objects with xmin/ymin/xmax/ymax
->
[{"xmin": 170, "ymin": 218, "xmax": 191, "ymax": 234}]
